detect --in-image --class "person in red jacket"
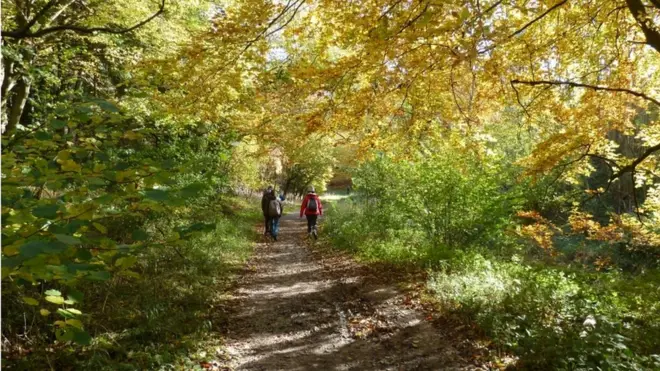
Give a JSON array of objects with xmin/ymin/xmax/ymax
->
[{"xmin": 300, "ymin": 187, "xmax": 323, "ymax": 239}]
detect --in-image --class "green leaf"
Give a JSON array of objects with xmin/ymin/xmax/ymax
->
[
  {"xmin": 55, "ymin": 234, "xmax": 81, "ymax": 245},
  {"xmin": 22, "ymin": 297, "xmax": 39, "ymax": 306},
  {"xmin": 57, "ymin": 308, "xmax": 76, "ymax": 318},
  {"xmin": 76, "ymin": 248, "xmax": 93, "ymax": 261},
  {"xmin": 66, "ymin": 308, "xmax": 82, "ymax": 315},
  {"xmin": 144, "ymin": 189, "xmax": 169, "ymax": 201},
  {"xmin": 96, "ymin": 100, "xmax": 119, "ymax": 113},
  {"xmin": 2, "ymin": 255, "xmax": 26, "ymax": 268},
  {"xmin": 19, "ymin": 240, "xmax": 65, "ymax": 258},
  {"xmin": 131, "ymin": 229, "xmax": 148, "ymax": 241},
  {"xmin": 44, "ymin": 289, "xmax": 61, "ymax": 296},
  {"xmin": 114, "ymin": 161, "xmax": 131, "ymax": 171},
  {"xmin": 19, "ymin": 240, "xmax": 47, "ymax": 258},
  {"xmin": 32, "ymin": 204, "xmax": 60, "ymax": 219},
  {"xmin": 87, "ymin": 271, "xmax": 111, "ymax": 281},
  {"xmin": 66, "ymin": 263, "xmax": 96, "ymax": 273},
  {"xmin": 180, "ymin": 182, "xmax": 206, "ymax": 198},
  {"xmin": 66, "ymin": 319, "xmax": 83, "ymax": 329},
  {"xmin": 72, "ymin": 329, "xmax": 92, "ymax": 345},
  {"xmin": 46, "ymin": 295, "xmax": 65, "ymax": 305},
  {"xmin": 50, "ymin": 119, "xmax": 67, "ymax": 129},
  {"xmin": 40, "ymin": 309, "xmax": 50, "ymax": 316},
  {"xmin": 67, "ymin": 289, "xmax": 83, "ymax": 304},
  {"xmin": 92, "ymin": 222, "xmax": 107, "ymax": 234},
  {"xmin": 35, "ymin": 131, "xmax": 52, "ymax": 140},
  {"xmin": 115, "ymin": 256, "xmax": 138, "ymax": 269},
  {"xmin": 55, "ymin": 328, "xmax": 74, "ymax": 342}
]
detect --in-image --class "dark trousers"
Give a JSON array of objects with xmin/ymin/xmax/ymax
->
[
  {"xmin": 306, "ymin": 214, "xmax": 318, "ymax": 233},
  {"xmin": 264, "ymin": 215, "xmax": 272, "ymax": 233}
]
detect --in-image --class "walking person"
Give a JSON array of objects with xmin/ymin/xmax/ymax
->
[
  {"xmin": 299, "ymin": 187, "xmax": 323, "ymax": 239},
  {"xmin": 268, "ymin": 193, "xmax": 283, "ymax": 241},
  {"xmin": 261, "ymin": 186, "xmax": 276, "ymax": 236}
]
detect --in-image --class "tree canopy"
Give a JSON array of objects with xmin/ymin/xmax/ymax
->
[{"xmin": 2, "ymin": 0, "xmax": 659, "ymax": 367}]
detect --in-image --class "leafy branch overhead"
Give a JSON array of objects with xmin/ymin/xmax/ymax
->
[{"xmin": 1, "ymin": 0, "xmax": 166, "ymax": 39}]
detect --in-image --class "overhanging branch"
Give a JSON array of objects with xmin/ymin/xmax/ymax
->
[
  {"xmin": 625, "ymin": 0, "xmax": 660, "ymax": 54},
  {"xmin": 511, "ymin": 79, "xmax": 660, "ymax": 106},
  {"xmin": 610, "ymin": 142, "xmax": 660, "ymax": 180},
  {"xmin": 2, "ymin": 0, "xmax": 166, "ymax": 39},
  {"xmin": 509, "ymin": 0, "xmax": 568, "ymax": 38}
]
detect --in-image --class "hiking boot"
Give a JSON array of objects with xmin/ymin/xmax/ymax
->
[
  {"xmin": 312, "ymin": 230, "xmax": 318, "ymax": 239},
  {"xmin": 273, "ymin": 235, "xmax": 278, "ymax": 241}
]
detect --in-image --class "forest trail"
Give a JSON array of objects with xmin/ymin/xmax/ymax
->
[{"xmin": 221, "ymin": 211, "xmax": 482, "ymax": 371}]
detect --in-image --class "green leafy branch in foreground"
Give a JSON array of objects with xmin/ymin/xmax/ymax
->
[{"xmin": 1, "ymin": 100, "xmax": 222, "ymax": 344}]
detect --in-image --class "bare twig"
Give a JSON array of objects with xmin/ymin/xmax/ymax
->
[{"xmin": 511, "ymin": 81, "xmax": 531, "ymax": 117}]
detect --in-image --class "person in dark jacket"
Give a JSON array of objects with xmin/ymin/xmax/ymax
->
[
  {"xmin": 299, "ymin": 187, "xmax": 323, "ymax": 239},
  {"xmin": 261, "ymin": 186, "xmax": 276, "ymax": 235}
]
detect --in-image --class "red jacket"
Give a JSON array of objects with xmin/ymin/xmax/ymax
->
[{"xmin": 300, "ymin": 193, "xmax": 323, "ymax": 217}]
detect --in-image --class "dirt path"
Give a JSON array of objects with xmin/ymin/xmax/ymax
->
[{"xmin": 222, "ymin": 212, "xmax": 481, "ymax": 370}]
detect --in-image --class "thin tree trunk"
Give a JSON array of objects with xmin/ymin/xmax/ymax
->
[
  {"xmin": 1, "ymin": 60, "xmax": 17, "ymax": 111},
  {"xmin": 4, "ymin": 77, "xmax": 32, "ymax": 136}
]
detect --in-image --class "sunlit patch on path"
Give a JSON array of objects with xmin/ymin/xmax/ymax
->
[{"xmin": 222, "ymin": 212, "xmax": 482, "ymax": 370}]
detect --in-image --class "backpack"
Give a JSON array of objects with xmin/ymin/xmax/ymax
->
[
  {"xmin": 306, "ymin": 197, "xmax": 318, "ymax": 212},
  {"xmin": 268, "ymin": 199, "xmax": 281, "ymax": 217}
]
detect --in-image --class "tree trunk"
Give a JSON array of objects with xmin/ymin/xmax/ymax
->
[
  {"xmin": 4, "ymin": 77, "xmax": 31, "ymax": 136},
  {"xmin": 1, "ymin": 60, "xmax": 17, "ymax": 112}
]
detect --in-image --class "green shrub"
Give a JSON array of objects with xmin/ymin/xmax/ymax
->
[{"xmin": 324, "ymin": 158, "xmax": 660, "ymax": 370}]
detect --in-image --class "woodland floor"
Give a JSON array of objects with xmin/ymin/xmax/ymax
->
[{"xmin": 218, "ymin": 211, "xmax": 487, "ymax": 371}]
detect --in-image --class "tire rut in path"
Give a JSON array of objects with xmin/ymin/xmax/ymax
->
[{"xmin": 223, "ymin": 212, "xmax": 478, "ymax": 371}]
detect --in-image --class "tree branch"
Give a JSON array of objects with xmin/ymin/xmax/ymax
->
[
  {"xmin": 625, "ymin": 0, "xmax": 660, "ymax": 54},
  {"xmin": 2, "ymin": 0, "xmax": 166, "ymax": 39},
  {"xmin": 610, "ymin": 142, "xmax": 660, "ymax": 180},
  {"xmin": 14, "ymin": 0, "xmax": 59, "ymax": 36},
  {"xmin": 509, "ymin": 0, "xmax": 568, "ymax": 38},
  {"xmin": 511, "ymin": 79, "xmax": 660, "ymax": 106},
  {"xmin": 482, "ymin": 0, "xmax": 504, "ymax": 17},
  {"xmin": 510, "ymin": 80, "xmax": 531, "ymax": 117}
]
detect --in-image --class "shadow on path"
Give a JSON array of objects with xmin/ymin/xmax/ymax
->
[{"xmin": 223, "ymin": 212, "xmax": 480, "ymax": 371}]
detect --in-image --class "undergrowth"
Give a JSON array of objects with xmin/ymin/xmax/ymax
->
[
  {"xmin": 324, "ymin": 199, "xmax": 660, "ymax": 370},
  {"xmin": 2, "ymin": 197, "xmax": 261, "ymax": 371}
]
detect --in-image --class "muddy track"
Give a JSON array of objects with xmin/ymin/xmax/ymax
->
[{"xmin": 222, "ymin": 212, "xmax": 481, "ymax": 371}]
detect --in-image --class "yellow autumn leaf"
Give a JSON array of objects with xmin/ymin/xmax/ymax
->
[
  {"xmin": 60, "ymin": 159, "xmax": 82, "ymax": 172},
  {"xmin": 22, "ymin": 297, "xmax": 39, "ymax": 306},
  {"xmin": 65, "ymin": 319, "xmax": 84, "ymax": 329},
  {"xmin": 3, "ymin": 245, "xmax": 19, "ymax": 256},
  {"xmin": 45, "ymin": 295, "xmax": 65, "ymax": 305}
]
